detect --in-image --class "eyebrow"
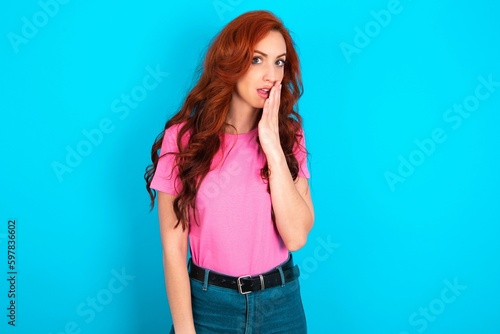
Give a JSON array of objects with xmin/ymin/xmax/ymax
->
[{"xmin": 254, "ymin": 50, "xmax": 287, "ymax": 58}]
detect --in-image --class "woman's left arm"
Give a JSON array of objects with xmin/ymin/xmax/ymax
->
[{"xmin": 258, "ymin": 81, "xmax": 315, "ymax": 251}]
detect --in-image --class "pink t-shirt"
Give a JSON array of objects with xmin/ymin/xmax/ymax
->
[{"xmin": 150, "ymin": 121, "xmax": 310, "ymax": 276}]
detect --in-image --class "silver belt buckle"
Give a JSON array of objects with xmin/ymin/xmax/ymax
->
[{"xmin": 237, "ymin": 275, "xmax": 252, "ymax": 294}]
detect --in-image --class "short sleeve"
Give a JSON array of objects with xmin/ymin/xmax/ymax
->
[
  {"xmin": 293, "ymin": 129, "xmax": 310, "ymax": 179},
  {"xmin": 150, "ymin": 124, "xmax": 184, "ymax": 195}
]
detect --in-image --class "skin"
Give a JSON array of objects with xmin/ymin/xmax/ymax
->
[
  {"xmin": 227, "ymin": 31, "xmax": 286, "ymax": 133},
  {"xmin": 160, "ymin": 30, "xmax": 314, "ymax": 334},
  {"xmin": 227, "ymin": 30, "xmax": 315, "ymax": 250}
]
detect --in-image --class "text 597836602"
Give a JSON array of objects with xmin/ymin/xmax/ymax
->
[{"xmin": 6, "ymin": 219, "xmax": 17, "ymax": 327}]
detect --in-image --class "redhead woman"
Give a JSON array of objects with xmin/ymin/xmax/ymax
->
[{"xmin": 145, "ymin": 10, "xmax": 314, "ymax": 334}]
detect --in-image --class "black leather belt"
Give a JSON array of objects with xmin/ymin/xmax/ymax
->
[{"xmin": 189, "ymin": 254, "xmax": 300, "ymax": 294}]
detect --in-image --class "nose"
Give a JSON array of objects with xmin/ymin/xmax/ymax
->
[{"xmin": 263, "ymin": 62, "xmax": 278, "ymax": 84}]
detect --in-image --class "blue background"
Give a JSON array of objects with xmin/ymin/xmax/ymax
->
[{"xmin": 1, "ymin": 0, "xmax": 500, "ymax": 333}]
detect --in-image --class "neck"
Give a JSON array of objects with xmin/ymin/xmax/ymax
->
[{"xmin": 225, "ymin": 94, "xmax": 260, "ymax": 134}]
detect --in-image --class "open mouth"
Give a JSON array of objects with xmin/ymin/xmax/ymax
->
[{"xmin": 257, "ymin": 88, "xmax": 270, "ymax": 99}]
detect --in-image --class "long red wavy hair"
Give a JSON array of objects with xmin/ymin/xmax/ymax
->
[{"xmin": 145, "ymin": 10, "xmax": 305, "ymax": 230}]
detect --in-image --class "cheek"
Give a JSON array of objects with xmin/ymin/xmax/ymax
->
[
  {"xmin": 236, "ymin": 82, "xmax": 251, "ymax": 100},
  {"xmin": 236, "ymin": 74, "xmax": 251, "ymax": 91},
  {"xmin": 278, "ymin": 68, "xmax": 285, "ymax": 80},
  {"xmin": 243, "ymin": 68, "xmax": 261, "ymax": 84}
]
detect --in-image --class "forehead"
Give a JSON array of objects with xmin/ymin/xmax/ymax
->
[{"xmin": 254, "ymin": 30, "xmax": 286, "ymax": 54}]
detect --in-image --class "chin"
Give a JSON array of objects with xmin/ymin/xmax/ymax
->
[{"xmin": 253, "ymin": 101, "xmax": 265, "ymax": 109}]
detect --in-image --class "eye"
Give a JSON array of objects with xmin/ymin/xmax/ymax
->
[
  {"xmin": 252, "ymin": 56, "xmax": 263, "ymax": 64},
  {"xmin": 276, "ymin": 59, "xmax": 287, "ymax": 67}
]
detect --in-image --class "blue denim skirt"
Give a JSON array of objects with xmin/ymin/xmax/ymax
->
[{"xmin": 169, "ymin": 258, "xmax": 307, "ymax": 333}]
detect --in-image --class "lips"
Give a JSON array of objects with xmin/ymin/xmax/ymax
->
[{"xmin": 257, "ymin": 88, "xmax": 271, "ymax": 99}]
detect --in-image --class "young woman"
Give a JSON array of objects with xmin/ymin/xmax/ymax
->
[{"xmin": 145, "ymin": 10, "xmax": 314, "ymax": 334}]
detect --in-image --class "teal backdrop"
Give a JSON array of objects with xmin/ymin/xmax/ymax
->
[{"xmin": 1, "ymin": 0, "xmax": 499, "ymax": 333}]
